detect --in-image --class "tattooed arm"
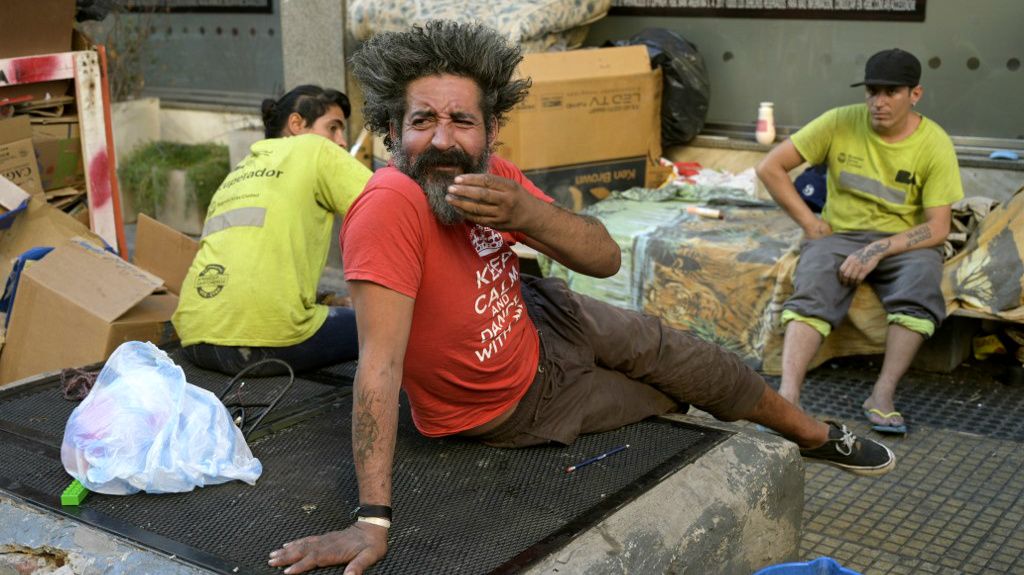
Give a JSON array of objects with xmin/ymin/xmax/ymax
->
[
  {"xmin": 516, "ymin": 205, "xmax": 620, "ymax": 278},
  {"xmin": 269, "ymin": 280, "xmax": 413, "ymax": 575},
  {"xmin": 838, "ymin": 205, "xmax": 953, "ymax": 286},
  {"xmin": 348, "ymin": 280, "xmax": 412, "ymax": 512}
]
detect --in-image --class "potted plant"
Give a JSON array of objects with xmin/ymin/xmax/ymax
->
[{"xmin": 118, "ymin": 141, "xmax": 229, "ymax": 236}]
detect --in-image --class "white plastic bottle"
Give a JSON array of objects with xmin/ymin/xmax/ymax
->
[{"xmin": 755, "ymin": 101, "xmax": 776, "ymax": 145}]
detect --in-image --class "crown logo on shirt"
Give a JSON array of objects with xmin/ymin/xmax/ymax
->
[{"xmin": 469, "ymin": 225, "xmax": 504, "ymax": 257}]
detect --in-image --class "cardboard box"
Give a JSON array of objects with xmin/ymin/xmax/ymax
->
[
  {"xmin": 0, "ymin": 0, "xmax": 76, "ymax": 103},
  {"xmin": 134, "ymin": 213, "xmax": 200, "ymax": 296},
  {"xmin": 32, "ymin": 115, "xmax": 83, "ymax": 190},
  {"xmin": 500, "ymin": 46, "xmax": 664, "ymax": 209},
  {"xmin": 0, "ymin": 175, "xmax": 31, "ymax": 224},
  {"xmin": 34, "ymin": 138, "xmax": 83, "ymax": 190},
  {"xmin": 373, "ymin": 46, "xmax": 665, "ymax": 210},
  {"xmin": 0, "ymin": 211, "xmax": 199, "ymax": 384},
  {"xmin": 68, "ymin": 202, "xmax": 89, "ymax": 229},
  {"xmin": 0, "ymin": 239, "xmax": 181, "ymax": 385},
  {"xmin": 0, "ymin": 194, "xmax": 101, "ymax": 286},
  {"xmin": 0, "ymin": 116, "xmax": 44, "ymax": 196},
  {"xmin": 32, "ymin": 115, "xmax": 79, "ymax": 140},
  {"xmin": 0, "ymin": 176, "xmax": 26, "ymax": 356}
]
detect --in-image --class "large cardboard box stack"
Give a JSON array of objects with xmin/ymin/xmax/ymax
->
[
  {"xmin": 0, "ymin": 0, "xmax": 181, "ymax": 385},
  {"xmin": 0, "ymin": 210, "xmax": 198, "ymax": 386},
  {"xmin": 497, "ymin": 45, "xmax": 664, "ymax": 210},
  {"xmin": 373, "ymin": 45, "xmax": 665, "ymax": 211},
  {"xmin": 1, "ymin": 0, "xmax": 90, "ymax": 221}
]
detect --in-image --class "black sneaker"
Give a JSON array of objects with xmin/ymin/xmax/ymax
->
[{"xmin": 799, "ymin": 421, "xmax": 896, "ymax": 477}]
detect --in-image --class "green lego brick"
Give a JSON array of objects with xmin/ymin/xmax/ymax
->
[{"xmin": 61, "ymin": 479, "xmax": 89, "ymax": 506}]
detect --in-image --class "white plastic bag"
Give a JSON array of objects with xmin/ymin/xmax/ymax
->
[{"xmin": 61, "ymin": 341, "xmax": 262, "ymax": 494}]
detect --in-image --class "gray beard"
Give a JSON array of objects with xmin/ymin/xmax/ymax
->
[
  {"xmin": 392, "ymin": 143, "xmax": 489, "ymax": 226},
  {"xmin": 422, "ymin": 176, "xmax": 464, "ymax": 226}
]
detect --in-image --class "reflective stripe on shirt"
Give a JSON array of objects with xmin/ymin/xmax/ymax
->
[
  {"xmin": 201, "ymin": 206, "xmax": 267, "ymax": 238},
  {"xmin": 838, "ymin": 171, "xmax": 906, "ymax": 205}
]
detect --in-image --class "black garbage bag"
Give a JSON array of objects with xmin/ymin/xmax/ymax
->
[
  {"xmin": 609, "ymin": 28, "xmax": 710, "ymax": 147},
  {"xmin": 76, "ymin": 0, "xmax": 117, "ymax": 22}
]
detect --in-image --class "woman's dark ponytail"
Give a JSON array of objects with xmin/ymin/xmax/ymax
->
[{"xmin": 260, "ymin": 98, "xmax": 278, "ymax": 133}]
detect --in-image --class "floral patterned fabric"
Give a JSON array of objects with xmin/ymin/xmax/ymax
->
[
  {"xmin": 543, "ymin": 185, "xmax": 1024, "ymax": 373},
  {"xmin": 541, "ymin": 185, "xmax": 799, "ymax": 366},
  {"xmin": 943, "ymin": 186, "xmax": 1024, "ymax": 321},
  {"xmin": 347, "ymin": 0, "xmax": 611, "ymax": 52}
]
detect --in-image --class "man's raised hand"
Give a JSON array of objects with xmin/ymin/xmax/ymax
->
[{"xmin": 446, "ymin": 173, "xmax": 541, "ymax": 231}]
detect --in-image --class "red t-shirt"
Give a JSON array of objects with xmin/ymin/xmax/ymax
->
[{"xmin": 341, "ymin": 156, "xmax": 554, "ymax": 436}]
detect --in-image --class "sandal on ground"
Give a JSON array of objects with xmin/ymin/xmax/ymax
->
[{"xmin": 863, "ymin": 408, "xmax": 908, "ymax": 435}]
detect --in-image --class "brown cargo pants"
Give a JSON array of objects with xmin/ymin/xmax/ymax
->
[{"xmin": 478, "ymin": 276, "xmax": 767, "ymax": 448}]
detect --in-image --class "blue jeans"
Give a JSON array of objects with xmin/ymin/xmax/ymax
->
[{"xmin": 181, "ymin": 306, "xmax": 358, "ymax": 376}]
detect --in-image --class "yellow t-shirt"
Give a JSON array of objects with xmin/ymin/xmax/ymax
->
[
  {"xmin": 172, "ymin": 134, "xmax": 372, "ymax": 347},
  {"xmin": 791, "ymin": 104, "xmax": 963, "ymax": 233}
]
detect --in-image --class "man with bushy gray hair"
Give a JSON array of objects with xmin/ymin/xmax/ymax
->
[{"xmin": 269, "ymin": 21, "xmax": 896, "ymax": 575}]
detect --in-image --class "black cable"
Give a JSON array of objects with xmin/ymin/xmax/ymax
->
[{"xmin": 218, "ymin": 359, "xmax": 296, "ymax": 439}]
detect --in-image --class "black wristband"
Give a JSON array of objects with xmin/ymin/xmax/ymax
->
[{"xmin": 354, "ymin": 504, "xmax": 392, "ymax": 521}]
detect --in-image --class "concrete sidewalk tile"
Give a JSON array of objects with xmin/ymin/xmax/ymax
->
[{"xmin": 781, "ymin": 358, "xmax": 1024, "ymax": 574}]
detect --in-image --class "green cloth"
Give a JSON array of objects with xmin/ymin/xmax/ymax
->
[
  {"xmin": 888, "ymin": 313, "xmax": 935, "ymax": 337},
  {"xmin": 792, "ymin": 104, "xmax": 963, "ymax": 234},
  {"xmin": 542, "ymin": 184, "xmax": 804, "ymax": 364},
  {"xmin": 541, "ymin": 185, "xmax": 712, "ymax": 311},
  {"xmin": 173, "ymin": 135, "xmax": 371, "ymax": 347},
  {"xmin": 781, "ymin": 309, "xmax": 832, "ymax": 338}
]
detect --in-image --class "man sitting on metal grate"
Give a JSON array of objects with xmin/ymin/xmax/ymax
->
[{"xmin": 269, "ymin": 20, "xmax": 898, "ymax": 575}]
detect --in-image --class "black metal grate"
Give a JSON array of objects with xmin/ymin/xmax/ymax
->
[
  {"xmin": 0, "ymin": 356, "xmax": 727, "ymax": 574},
  {"xmin": 763, "ymin": 359, "xmax": 1024, "ymax": 440},
  {"xmin": 0, "ymin": 350, "xmax": 351, "ymax": 445},
  {"xmin": 0, "ymin": 432, "xmax": 70, "ymax": 496}
]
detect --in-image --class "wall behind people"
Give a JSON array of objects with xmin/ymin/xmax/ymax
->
[
  {"xmin": 587, "ymin": 0, "xmax": 1023, "ymax": 139},
  {"xmin": 81, "ymin": 0, "xmax": 286, "ymax": 109}
]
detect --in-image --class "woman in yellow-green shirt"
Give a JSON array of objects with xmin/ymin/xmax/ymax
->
[{"xmin": 172, "ymin": 85, "xmax": 372, "ymax": 375}]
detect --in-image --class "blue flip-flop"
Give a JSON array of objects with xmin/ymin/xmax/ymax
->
[{"xmin": 864, "ymin": 408, "xmax": 907, "ymax": 435}]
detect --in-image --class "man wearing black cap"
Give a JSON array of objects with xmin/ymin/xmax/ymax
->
[{"xmin": 756, "ymin": 48, "xmax": 963, "ymax": 435}]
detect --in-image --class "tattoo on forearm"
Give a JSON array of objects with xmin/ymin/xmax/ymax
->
[
  {"xmin": 354, "ymin": 389, "xmax": 380, "ymax": 462},
  {"xmin": 578, "ymin": 213, "xmax": 603, "ymax": 228},
  {"xmin": 905, "ymin": 225, "xmax": 932, "ymax": 248},
  {"xmin": 855, "ymin": 240, "xmax": 890, "ymax": 264}
]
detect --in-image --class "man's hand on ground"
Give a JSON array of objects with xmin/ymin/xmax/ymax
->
[
  {"xmin": 839, "ymin": 240, "xmax": 890, "ymax": 286},
  {"xmin": 268, "ymin": 523, "xmax": 387, "ymax": 574}
]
